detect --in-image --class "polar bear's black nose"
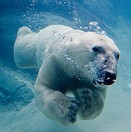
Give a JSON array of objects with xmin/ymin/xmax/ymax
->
[
  {"xmin": 105, "ymin": 71, "xmax": 116, "ymax": 80},
  {"xmin": 104, "ymin": 71, "xmax": 116, "ymax": 85}
]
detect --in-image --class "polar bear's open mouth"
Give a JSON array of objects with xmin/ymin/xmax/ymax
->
[{"xmin": 93, "ymin": 71, "xmax": 117, "ymax": 87}]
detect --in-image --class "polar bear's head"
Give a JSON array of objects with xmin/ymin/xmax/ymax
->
[{"xmin": 64, "ymin": 31, "xmax": 120, "ymax": 88}]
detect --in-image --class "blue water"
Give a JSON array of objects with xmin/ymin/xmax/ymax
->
[{"xmin": 0, "ymin": 0, "xmax": 131, "ymax": 132}]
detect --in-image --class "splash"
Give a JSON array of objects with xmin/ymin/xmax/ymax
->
[{"xmin": 89, "ymin": 22, "xmax": 106, "ymax": 35}]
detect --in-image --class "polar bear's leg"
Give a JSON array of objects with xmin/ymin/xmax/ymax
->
[
  {"xmin": 74, "ymin": 88, "xmax": 106, "ymax": 120},
  {"xmin": 35, "ymin": 84, "xmax": 79, "ymax": 125},
  {"xmin": 14, "ymin": 27, "xmax": 37, "ymax": 69},
  {"xmin": 35, "ymin": 63, "xmax": 79, "ymax": 125}
]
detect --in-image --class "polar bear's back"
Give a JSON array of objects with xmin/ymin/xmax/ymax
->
[
  {"xmin": 14, "ymin": 25, "xmax": 73, "ymax": 69},
  {"xmin": 36, "ymin": 25, "xmax": 73, "ymax": 67}
]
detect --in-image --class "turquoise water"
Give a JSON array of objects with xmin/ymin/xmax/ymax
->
[{"xmin": 0, "ymin": 0, "xmax": 131, "ymax": 132}]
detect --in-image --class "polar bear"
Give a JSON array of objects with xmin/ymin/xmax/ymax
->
[{"xmin": 14, "ymin": 25, "xmax": 120, "ymax": 125}]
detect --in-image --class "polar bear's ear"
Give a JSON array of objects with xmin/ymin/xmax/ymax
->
[{"xmin": 17, "ymin": 26, "xmax": 32, "ymax": 37}]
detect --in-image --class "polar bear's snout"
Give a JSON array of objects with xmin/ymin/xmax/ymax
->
[
  {"xmin": 93, "ymin": 68, "xmax": 117, "ymax": 87},
  {"xmin": 100, "ymin": 57, "xmax": 117, "ymax": 85},
  {"xmin": 92, "ymin": 52, "xmax": 119, "ymax": 87},
  {"xmin": 93, "ymin": 67, "xmax": 117, "ymax": 87}
]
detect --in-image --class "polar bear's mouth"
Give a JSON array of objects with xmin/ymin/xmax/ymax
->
[
  {"xmin": 93, "ymin": 71, "xmax": 116, "ymax": 87},
  {"xmin": 93, "ymin": 78, "xmax": 116, "ymax": 87}
]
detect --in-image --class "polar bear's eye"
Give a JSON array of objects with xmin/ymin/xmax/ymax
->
[
  {"xmin": 115, "ymin": 52, "xmax": 120, "ymax": 60},
  {"xmin": 92, "ymin": 46, "xmax": 105, "ymax": 53},
  {"xmin": 116, "ymin": 54, "xmax": 120, "ymax": 59}
]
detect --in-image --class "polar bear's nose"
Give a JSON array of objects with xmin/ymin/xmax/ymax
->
[
  {"xmin": 105, "ymin": 71, "xmax": 116, "ymax": 80},
  {"xmin": 104, "ymin": 71, "xmax": 116, "ymax": 85}
]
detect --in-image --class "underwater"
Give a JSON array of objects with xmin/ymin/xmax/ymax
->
[{"xmin": 0, "ymin": 0, "xmax": 131, "ymax": 132}]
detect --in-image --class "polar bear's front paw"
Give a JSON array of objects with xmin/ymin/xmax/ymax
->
[
  {"xmin": 64, "ymin": 99, "xmax": 79, "ymax": 124},
  {"xmin": 44, "ymin": 91, "xmax": 80, "ymax": 125},
  {"xmin": 75, "ymin": 88, "xmax": 94, "ymax": 119}
]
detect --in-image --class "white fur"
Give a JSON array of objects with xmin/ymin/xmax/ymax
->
[{"xmin": 14, "ymin": 25, "xmax": 120, "ymax": 125}]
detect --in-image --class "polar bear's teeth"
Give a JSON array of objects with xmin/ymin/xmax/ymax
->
[
  {"xmin": 112, "ymin": 79, "xmax": 116, "ymax": 82},
  {"xmin": 93, "ymin": 79, "xmax": 105, "ymax": 88}
]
